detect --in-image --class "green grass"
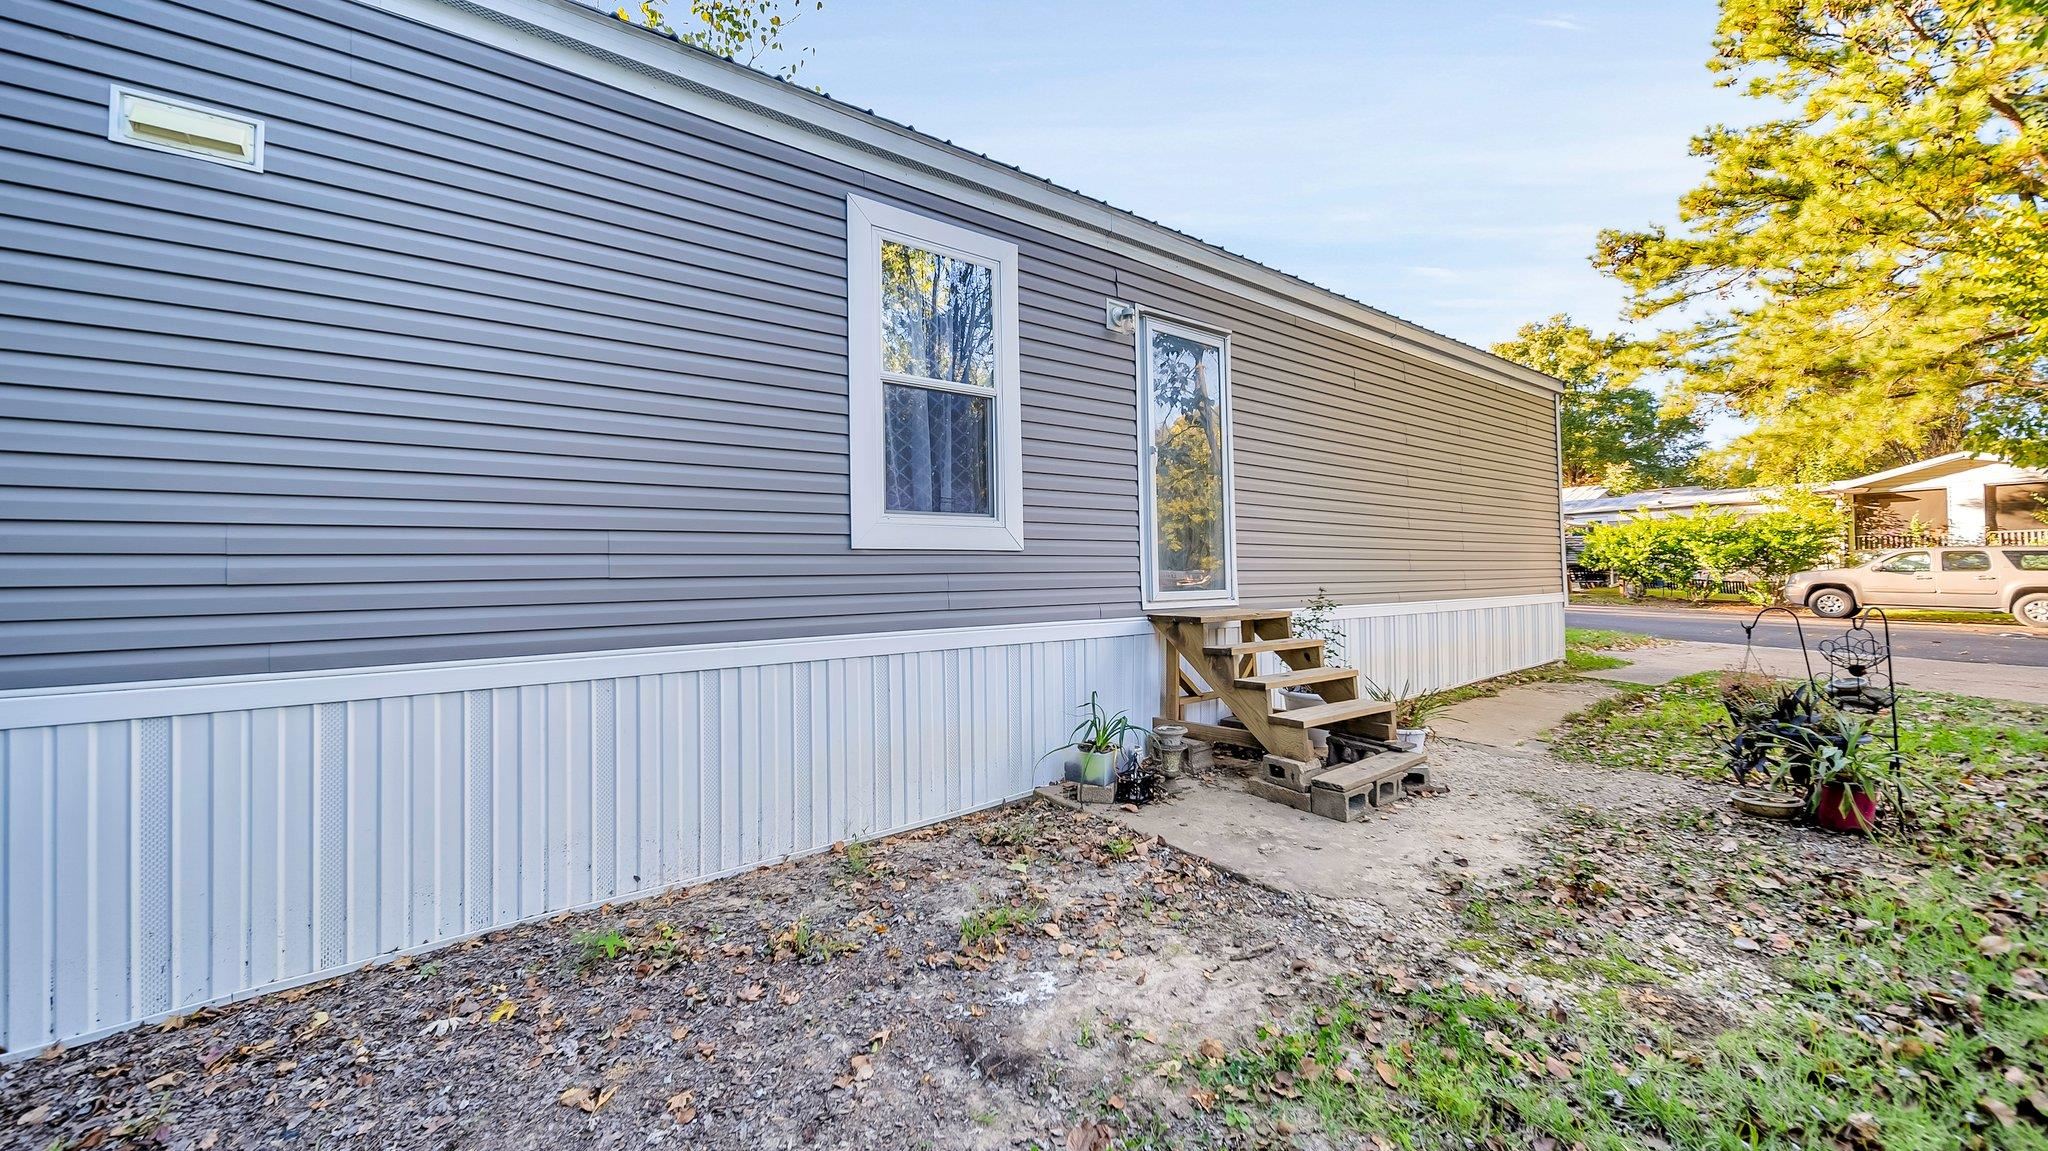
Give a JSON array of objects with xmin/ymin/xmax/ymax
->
[
  {"xmin": 1186, "ymin": 682, "xmax": 2048, "ymax": 1149},
  {"xmin": 573, "ymin": 928, "xmax": 630, "ymax": 967},
  {"xmin": 1548, "ymin": 672, "xmax": 2048, "ymax": 782},
  {"xmin": 1424, "ymin": 628, "xmax": 1656, "ymax": 711},
  {"xmin": 1564, "ymin": 626, "xmax": 1663, "ymax": 651},
  {"xmin": 958, "ymin": 901, "xmax": 1042, "ymax": 947}
]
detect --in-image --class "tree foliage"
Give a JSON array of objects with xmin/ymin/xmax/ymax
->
[
  {"xmin": 614, "ymin": 0, "xmax": 822, "ymax": 81},
  {"xmin": 1492, "ymin": 316, "xmax": 1703, "ymax": 490},
  {"xmin": 1595, "ymin": 0, "xmax": 2048, "ymax": 481}
]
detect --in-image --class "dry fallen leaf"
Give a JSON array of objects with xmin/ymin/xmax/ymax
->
[
  {"xmin": 1373, "ymin": 1055, "xmax": 1401, "ymax": 1088},
  {"xmin": 667, "ymin": 1090, "xmax": 698, "ymax": 1124},
  {"xmin": 486, "ymin": 1000, "xmax": 517, "ymax": 1024},
  {"xmin": 1977, "ymin": 935, "xmax": 2014, "ymax": 958},
  {"xmin": 737, "ymin": 983, "xmax": 765, "ymax": 1003},
  {"xmin": 557, "ymin": 1084, "xmax": 617, "ymax": 1114},
  {"xmin": 1981, "ymin": 1097, "xmax": 2018, "ymax": 1128},
  {"xmin": 15, "ymin": 1105, "xmax": 51, "ymax": 1126},
  {"xmin": 1197, "ymin": 1038, "xmax": 1225, "ymax": 1062}
]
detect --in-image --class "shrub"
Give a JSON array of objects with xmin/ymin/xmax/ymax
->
[
  {"xmin": 1735, "ymin": 499, "xmax": 1844, "ymax": 603},
  {"xmin": 1580, "ymin": 494, "xmax": 1845, "ymax": 604},
  {"xmin": 1578, "ymin": 517, "xmax": 1694, "ymax": 599},
  {"xmin": 1668, "ymin": 510, "xmax": 1751, "ymax": 604}
]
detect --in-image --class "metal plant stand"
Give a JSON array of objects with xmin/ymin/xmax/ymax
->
[{"xmin": 1729, "ymin": 605, "xmax": 1907, "ymax": 831}]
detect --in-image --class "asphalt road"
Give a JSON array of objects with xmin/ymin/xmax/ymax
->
[{"xmin": 1567, "ymin": 605, "xmax": 2048, "ymax": 668}]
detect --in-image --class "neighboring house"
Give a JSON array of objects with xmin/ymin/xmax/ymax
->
[
  {"xmin": 0, "ymin": 0, "xmax": 1566, "ymax": 1053},
  {"xmin": 1834, "ymin": 452, "xmax": 2048, "ymax": 550},
  {"xmin": 1561, "ymin": 485, "xmax": 1779, "ymax": 530}
]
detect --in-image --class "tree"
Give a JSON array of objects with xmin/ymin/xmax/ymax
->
[
  {"xmin": 1492, "ymin": 316, "xmax": 1703, "ymax": 489},
  {"xmin": 614, "ymin": 0, "xmax": 822, "ymax": 81},
  {"xmin": 1594, "ymin": 0, "xmax": 2048, "ymax": 481}
]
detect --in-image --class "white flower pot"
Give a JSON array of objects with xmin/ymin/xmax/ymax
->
[{"xmin": 1396, "ymin": 728, "xmax": 1429, "ymax": 752}]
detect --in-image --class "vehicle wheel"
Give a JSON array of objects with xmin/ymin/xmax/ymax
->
[
  {"xmin": 2014, "ymin": 594, "xmax": 2048, "ymax": 629},
  {"xmin": 1808, "ymin": 587, "xmax": 1857, "ymax": 618}
]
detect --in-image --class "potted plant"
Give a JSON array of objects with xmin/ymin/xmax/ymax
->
[
  {"xmin": 1045, "ymin": 692, "xmax": 1136, "ymax": 787},
  {"xmin": 1806, "ymin": 712, "xmax": 1895, "ymax": 834},
  {"xmin": 1364, "ymin": 679, "xmax": 1444, "ymax": 752},
  {"xmin": 1396, "ymin": 689, "xmax": 1448, "ymax": 751}
]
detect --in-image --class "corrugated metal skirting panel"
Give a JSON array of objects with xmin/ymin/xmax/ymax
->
[
  {"xmin": 0, "ymin": 630, "xmax": 1155, "ymax": 1055},
  {"xmin": 1340, "ymin": 597, "xmax": 1566, "ymax": 695}
]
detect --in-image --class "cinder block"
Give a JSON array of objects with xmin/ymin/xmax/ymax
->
[
  {"xmin": 1186, "ymin": 739, "xmax": 1216, "ymax": 774},
  {"xmin": 1400, "ymin": 760, "xmax": 1432, "ymax": 793},
  {"xmin": 1260, "ymin": 754, "xmax": 1323, "ymax": 790},
  {"xmin": 1244, "ymin": 774, "xmax": 1312, "ymax": 811}
]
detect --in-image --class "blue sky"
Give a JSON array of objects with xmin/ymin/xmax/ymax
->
[{"xmin": 783, "ymin": 2, "xmax": 1752, "ymax": 354}]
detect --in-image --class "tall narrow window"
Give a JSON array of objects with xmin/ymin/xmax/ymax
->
[
  {"xmin": 848, "ymin": 196, "xmax": 1022, "ymax": 550},
  {"xmin": 1138, "ymin": 315, "xmax": 1236, "ymax": 606}
]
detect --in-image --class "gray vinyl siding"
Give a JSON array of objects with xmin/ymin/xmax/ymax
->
[{"xmin": 0, "ymin": 0, "xmax": 1560, "ymax": 691}]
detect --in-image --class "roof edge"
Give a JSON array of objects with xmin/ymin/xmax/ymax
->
[
  {"xmin": 356, "ymin": 0, "xmax": 1564, "ymax": 399},
  {"xmin": 1827, "ymin": 451, "xmax": 2011, "ymax": 492}
]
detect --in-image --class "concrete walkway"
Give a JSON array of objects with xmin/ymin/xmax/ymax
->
[
  {"xmin": 1582, "ymin": 640, "xmax": 2048, "ymax": 705},
  {"xmin": 1427, "ymin": 680, "xmax": 1619, "ymax": 749}
]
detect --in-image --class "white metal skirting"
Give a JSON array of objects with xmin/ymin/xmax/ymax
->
[
  {"xmin": 0, "ymin": 626, "xmax": 1155, "ymax": 1056},
  {"xmin": 1334, "ymin": 593, "xmax": 1566, "ymax": 694},
  {"xmin": 0, "ymin": 594, "xmax": 1562, "ymax": 1055}
]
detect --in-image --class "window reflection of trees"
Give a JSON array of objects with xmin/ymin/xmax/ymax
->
[
  {"xmin": 879, "ymin": 240, "xmax": 996, "ymax": 514},
  {"xmin": 881, "ymin": 241, "xmax": 993, "ymax": 386},
  {"xmin": 1149, "ymin": 332, "xmax": 1224, "ymax": 592}
]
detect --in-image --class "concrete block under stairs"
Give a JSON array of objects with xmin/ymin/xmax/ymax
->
[
  {"xmin": 1308, "ymin": 751, "xmax": 1430, "ymax": 823},
  {"xmin": 1259, "ymin": 754, "xmax": 1326, "ymax": 790},
  {"xmin": 1243, "ymin": 773, "xmax": 1313, "ymax": 812}
]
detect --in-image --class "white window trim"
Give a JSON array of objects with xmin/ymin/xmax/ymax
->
[
  {"xmin": 106, "ymin": 85, "xmax": 266, "ymax": 172},
  {"xmin": 1135, "ymin": 311, "xmax": 1239, "ymax": 610},
  {"xmin": 846, "ymin": 195, "xmax": 1023, "ymax": 551}
]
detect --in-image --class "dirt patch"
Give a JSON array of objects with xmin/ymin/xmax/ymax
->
[
  {"xmin": 0, "ymin": 803, "xmax": 1369, "ymax": 1151},
  {"xmin": 1104, "ymin": 740, "xmax": 1701, "ymax": 925}
]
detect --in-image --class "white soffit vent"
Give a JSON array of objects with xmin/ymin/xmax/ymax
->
[{"xmin": 107, "ymin": 86, "xmax": 264, "ymax": 171}]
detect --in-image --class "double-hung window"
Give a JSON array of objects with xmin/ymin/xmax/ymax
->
[{"xmin": 847, "ymin": 195, "xmax": 1023, "ymax": 550}]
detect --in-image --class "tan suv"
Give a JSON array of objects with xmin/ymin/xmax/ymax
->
[{"xmin": 1783, "ymin": 547, "xmax": 2048, "ymax": 627}]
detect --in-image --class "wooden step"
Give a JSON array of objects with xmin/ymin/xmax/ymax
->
[
  {"xmin": 1309, "ymin": 751, "xmax": 1427, "ymax": 793},
  {"xmin": 1204, "ymin": 636, "xmax": 1323, "ymax": 658},
  {"xmin": 1147, "ymin": 608, "xmax": 1294, "ymax": 624},
  {"xmin": 1269, "ymin": 698, "xmax": 1396, "ymax": 730},
  {"xmin": 1236, "ymin": 666, "xmax": 1357, "ymax": 691}
]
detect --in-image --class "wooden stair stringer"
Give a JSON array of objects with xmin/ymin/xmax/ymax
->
[{"xmin": 1153, "ymin": 617, "xmax": 1318, "ymax": 762}]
